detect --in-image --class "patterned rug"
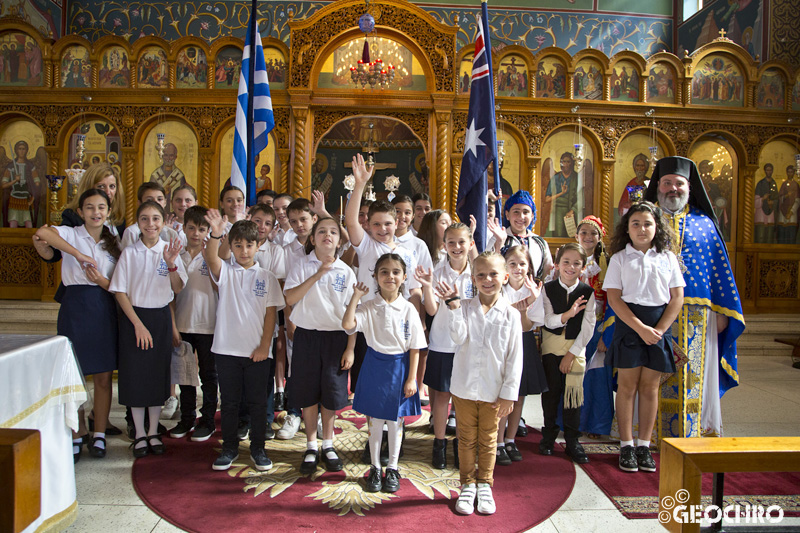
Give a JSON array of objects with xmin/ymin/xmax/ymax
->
[
  {"xmin": 579, "ymin": 441, "xmax": 800, "ymax": 519},
  {"xmin": 132, "ymin": 408, "xmax": 576, "ymax": 532}
]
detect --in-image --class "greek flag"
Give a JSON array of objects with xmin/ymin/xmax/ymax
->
[{"xmin": 231, "ymin": 8, "xmax": 274, "ymax": 206}]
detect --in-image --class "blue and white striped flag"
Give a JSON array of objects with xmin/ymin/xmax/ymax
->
[{"xmin": 230, "ymin": 14, "xmax": 274, "ymax": 206}]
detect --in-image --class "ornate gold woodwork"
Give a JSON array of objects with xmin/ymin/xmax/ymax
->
[
  {"xmin": 770, "ymin": 0, "xmax": 800, "ymax": 67},
  {"xmin": 278, "ymin": 150, "xmax": 290, "ymax": 194},
  {"xmin": 435, "ymin": 112, "xmax": 450, "ymax": 210},
  {"xmin": 526, "ymin": 157, "xmax": 537, "ymax": 205},
  {"xmin": 199, "ymin": 149, "xmax": 214, "ymax": 207},
  {"xmin": 600, "ymin": 161, "xmax": 614, "ymax": 222},
  {"xmin": 312, "ymin": 109, "xmax": 430, "ymax": 150},
  {"xmin": 122, "ymin": 148, "xmax": 137, "ymax": 224},
  {"xmin": 760, "ymin": 260, "xmax": 799, "ymax": 299},
  {"xmin": 742, "ymin": 165, "xmax": 757, "ymax": 243},
  {"xmin": 0, "ymin": 243, "xmax": 41, "ymax": 286},
  {"xmin": 292, "ymin": 107, "xmax": 309, "ymax": 198},
  {"xmin": 450, "ymin": 156, "xmax": 460, "ymax": 218}
]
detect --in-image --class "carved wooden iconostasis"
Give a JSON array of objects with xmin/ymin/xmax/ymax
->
[{"xmin": 0, "ymin": 0, "xmax": 799, "ymax": 313}]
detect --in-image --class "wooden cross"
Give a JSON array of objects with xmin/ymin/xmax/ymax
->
[{"xmin": 344, "ymin": 159, "xmax": 397, "ymax": 171}]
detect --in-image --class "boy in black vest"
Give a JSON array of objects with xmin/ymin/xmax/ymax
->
[{"xmin": 533, "ymin": 243, "xmax": 596, "ymax": 464}]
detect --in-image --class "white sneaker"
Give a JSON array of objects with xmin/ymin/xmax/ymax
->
[
  {"xmin": 277, "ymin": 414, "xmax": 301, "ymax": 440},
  {"xmin": 160, "ymin": 396, "xmax": 179, "ymax": 420},
  {"xmin": 476, "ymin": 483, "xmax": 496, "ymax": 514},
  {"xmin": 455, "ymin": 483, "xmax": 477, "ymax": 515}
]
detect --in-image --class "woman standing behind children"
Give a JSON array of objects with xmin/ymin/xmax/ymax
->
[
  {"xmin": 33, "ymin": 189, "xmax": 121, "ymax": 461},
  {"xmin": 603, "ymin": 201, "xmax": 684, "ymax": 473},
  {"xmin": 343, "ymin": 253, "xmax": 425, "ymax": 494},
  {"xmin": 284, "ymin": 217, "xmax": 356, "ymax": 475},
  {"xmin": 109, "ymin": 201, "xmax": 187, "ymax": 458},
  {"xmin": 495, "ymin": 245, "xmax": 545, "ymax": 466},
  {"xmin": 414, "ymin": 222, "xmax": 475, "ymax": 469}
]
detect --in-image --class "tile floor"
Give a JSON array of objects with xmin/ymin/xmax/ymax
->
[{"xmin": 64, "ymin": 355, "xmax": 800, "ymax": 533}]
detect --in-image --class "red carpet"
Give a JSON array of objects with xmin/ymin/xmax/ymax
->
[
  {"xmin": 578, "ymin": 442, "xmax": 800, "ymax": 519},
  {"xmin": 132, "ymin": 409, "xmax": 576, "ymax": 532}
]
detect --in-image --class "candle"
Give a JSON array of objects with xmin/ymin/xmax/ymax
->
[{"xmin": 340, "ymin": 196, "xmax": 343, "ymax": 218}]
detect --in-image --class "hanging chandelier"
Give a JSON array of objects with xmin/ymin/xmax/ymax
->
[{"xmin": 349, "ymin": 0, "xmax": 396, "ymax": 89}]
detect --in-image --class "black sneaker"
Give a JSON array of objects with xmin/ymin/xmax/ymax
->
[
  {"xmin": 365, "ymin": 465, "xmax": 382, "ymax": 492},
  {"xmin": 275, "ymin": 392, "xmax": 285, "ymax": 412},
  {"xmin": 452, "ymin": 438, "xmax": 459, "ymax": 469},
  {"xmin": 382, "ymin": 468, "xmax": 401, "ymax": 493},
  {"xmin": 635, "ymin": 446, "xmax": 656, "ymax": 472},
  {"xmin": 213, "ymin": 449, "xmax": 239, "ymax": 471},
  {"xmin": 505, "ymin": 442, "xmax": 523, "ymax": 462},
  {"xmin": 265, "ymin": 425, "xmax": 275, "ymax": 440},
  {"xmin": 191, "ymin": 423, "xmax": 215, "ymax": 442},
  {"xmin": 496, "ymin": 446, "xmax": 512, "ymax": 466},
  {"xmin": 251, "ymin": 448, "xmax": 273, "ymax": 472},
  {"xmin": 619, "ymin": 445, "xmax": 639, "ymax": 472},
  {"xmin": 237, "ymin": 420, "xmax": 250, "ymax": 440},
  {"xmin": 169, "ymin": 420, "xmax": 195, "ymax": 439},
  {"xmin": 299, "ymin": 449, "xmax": 319, "ymax": 475},
  {"xmin": 432, "ymin": 438, "xmax": 446, "ymax": 469},
  {"xmin": 320, "ymin": 447, "xmax": 343, "ymax": 472},
  {"xmin": 516, "ymin": 417, "xmax": 528, "ymax": 438}
]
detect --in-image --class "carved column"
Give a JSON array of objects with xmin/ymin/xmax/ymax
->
[
  {"xmin": 745, "ymin": 81, "xmax": 758, "ymax": 108},
  {"xmin": 742, "ymin": 164, "xmax": 758, "ymax": 243},
  {"xmin": 169, "ymin": 61, "xmax": 177, "ymax": 89},
  {"xmin": 45, "ymin": 148, "xmax": 63, "ymax": 225},
  {"xmin": 435, "ymin": 112, "xmax": 450, "ymax": 211},
  {"xmin": 198, "ymin": 149, "xmax": 214, "ymax": 207},
  {"xmin": 600, "ymin": 161, "xmax": 614, "ymax": 223},
  {"xmin": 450, "ymin": 156, "xmax": 461, "ymax": 218},
  {"xmin": 278, "ymin": 149, "xmax": 290, "ymax": 194},
  {"xmin": 292, "ymin": 108, "xmax": 308, "ymax": 198},
  {"xmin": 526, "ymin": 157, "xmax": 537, "ymax": 205},
  {"xmin": 122, "ymin": 148, "xmax": 137, "ymax": 223}
]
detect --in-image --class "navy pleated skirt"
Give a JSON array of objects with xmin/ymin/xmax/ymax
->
[
  {"xmin": 353, "ymin": 347, "xmax": 421, "ymax": 420},
  {"xmin": 57, "ymin": 285, "xmax": 118, "ymax": 376},
  {"xmin": 605, "ymin": 303, "xmax": 675, "ymax": 373}
]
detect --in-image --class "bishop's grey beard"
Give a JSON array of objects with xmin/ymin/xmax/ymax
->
[{"xmin": 658, "ymin": 189, "xmax": 689, "ymax": 214}]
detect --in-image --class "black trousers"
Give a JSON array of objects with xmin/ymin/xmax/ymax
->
[
  {"xmin": 178, "ymin": 333, "xmax": 218, "ymax": 426},
  {"xmin": 215, "ymin": 353, "xmax": 271, "ymax": 452},
  {"xmin": 541, "ymin": 353, "xmax": 581, "ymax": 445}
]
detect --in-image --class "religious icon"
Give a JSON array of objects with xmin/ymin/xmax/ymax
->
[
  {"xmin": 647, "ymin": 63, "xmax": 675, "ymax": 104},
  {"xmin": 541, "ymin": 142, "xmax": 594, "ymax": 238},
  {"xmin": 778, "ymin": 164, "xmax": 800, "ymax": 244},
  {"xmin": 573, "ymin": 59, "xmax": 602, "ymax": 100},
  {"xmin": 691, "ymin": 54, "xmax": 744, "ymax": 107},
  {"xmin": 756, "ymin": 69, "xmax": 785, "ymax": 110},
  {"xmin": 1, "ymin": 139, "xmax": 47, "ymax": 227},
  {"xmin": 214, "ymin": 46, "xmax": 242, "ymax": 89},
  {"xmin": 536, "ymin": 57, "xmax": 566, "ymax": 98},
  {"xmin": 754, "ymin": 162, "xmax": 778, "ymax": 243},
  {"xmin": 149, "ymin": 143, "xmax": 186, "ymax": 205},
  {"xmin": 99, "ymin": 46, "xmax": 130, "ymax": 88},
  {"xmin": 61, "ymin": 45, "xmax": 91, "ymax": 88},
  {"xmin": 496, "ymin": 55, "xmax": 528, "ymax": 98},
  {"xmin": 618, "ymin": 153, "xmax": 650, "ymax": 216},
  {"xmin": 176, "ymin": 46, "xmax": 208, "ymax": 89}
]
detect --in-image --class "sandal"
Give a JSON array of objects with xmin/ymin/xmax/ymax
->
[
  {"xmin": 130, "ymin": 437, "xmax": 149, "ymax": 458},
  {"xmin": 147, "ymin": 435, "xmax": 165, "ymax": 455},
  {"xmin": 89, "ymin": 436, "xmax": 107, "ymax": 458}
]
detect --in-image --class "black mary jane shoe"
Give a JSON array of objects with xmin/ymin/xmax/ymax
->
[
  {"xmin": 73, "ymin": 434, "xmax": 89, "ymax": 463},
  {"xmin": 131, "ymin": 437, "xmax": 149, "ymax": 458},
  {"xmin": 147, "ymin": 435, "xmax": 166, "ymax": 455},
  {"xmin": 89, "ymin": 436, "xmax": 107, "ymax": 458}
]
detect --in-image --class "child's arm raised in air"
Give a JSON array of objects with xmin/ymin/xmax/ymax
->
[
  {"xmin": 164, "ymin": 237, "xmax": 185, "ymax": 294},
  {"xmin": 252, "ymin": 306, "xmax": 277, "ymax": 362},
  {"xmin": 414, "ymin": 266, "xmax": 439, "ymax": 316},
  {"xmin": 202, "ymin": 209, "xmax": 228, "ymax": 280},
  {"xmin": 344, "ymin": 153, "xmax": 373, "ymax": 248},
  {"xmin": 342, "ymin": 282, "xmax": 369, "ymax": 331}
]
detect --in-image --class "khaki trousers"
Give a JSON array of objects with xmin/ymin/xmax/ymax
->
[{"xmin": 452, "ymin": 395, "xmax": 501, "ymax": 486}]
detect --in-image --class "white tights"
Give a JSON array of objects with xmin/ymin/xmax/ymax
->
[{"xmin": 369, "ymin": 418, "xmax": 402, "ymax": 470}]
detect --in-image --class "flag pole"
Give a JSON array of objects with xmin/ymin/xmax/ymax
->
[{"xmin": 246, "ymin": 0, "xmax": 258, "ymax": 206}]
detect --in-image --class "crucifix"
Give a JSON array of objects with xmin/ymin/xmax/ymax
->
[
  {"xmin": 343, "ymin": 122, "xmax": 397, "ymax": 171},
  {"xmin": 718, "ymin": 28, "xmax": 727, "ymax": 39}
]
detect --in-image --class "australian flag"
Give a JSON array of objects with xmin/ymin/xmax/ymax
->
[
  {"xmin": 456, "ymin": 1, "xmax": 499, "ymax": 253},
  {"xmin": 230, "ymin": 0, "xmax": 275, "ymax": 206}
]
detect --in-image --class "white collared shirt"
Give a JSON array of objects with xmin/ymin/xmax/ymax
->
[
  {"xmin": 54, "ymin": 225, "xmax": 118, "ymax": 286},
  {"xmin": 352, "ymin": 233, "xmax": 421, "ymax": 303},
  {"xmin": 284, "ymin": 251, "xmax": 355, "ymax": 331},
  {"xmin": 345, "ymin": 295, "xmax": 426, "ymax": 354},
  {"xmin": 533, "ymin": 278, "xmax": 597, "ymax": 358},
  {"xmin": 120, "ymin": 223, "xmax": 180, "ymax": 250},
  {"xmin": 210, "ymin": 261, "xmax": 285, "ymax": 358},
  {"xmin": 274, "ymin": 227, "xmax": 296, "ymax": 247},
  {"xmin": 109, "ymin": 238, "xmax": 188, "ymax": 308},
  {"xmin": 175, "ymin": 249, "xmax": 217, "ymax": 334},
  {"xmin": 283, "ymin": 237, "xmax": 306, "ymax": 279},
  {"xmin": 427, "ymin": 259, "xmax": 475, "ymax": 353},
  {"xmin": 487, "ymin": 227, "xmax": 553, "ymax": 276},
  {"xmin": 603, "ymin": 244, "xmax": 685, "ymax": 306},
  {"xmin": 448, "ymin": 295, "xmax": 523, "ymax": 402},
  {"xmin": 395, "ymin": 231, "xmax": 434, "ymax": 272},
  {"xmin": 257, "ymin": 239, "xmax": 287, "ymax": 280}
]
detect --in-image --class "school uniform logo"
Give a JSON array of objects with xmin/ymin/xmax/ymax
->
[
  {"xmin": 656, "ymin": 254, "xmax": 672, "ymax": 274},
  {"xmin": 402, "ymin": 319, "xmax": 410, "ymax": 340},
  {"xmin": 254, "ymin": 279, "xmax": 267, "ymax": 297},
  {"xmin": 199, "ymin": 261, "xmax": 209, "ymax": 277},
  {"xmin": 157, "ymin": 259, "xmax": 169, "ymax": 276},
  {"xmin": 464, "ymin": 280, "xmax": 475, "ymax": 298},
  {"xmin": 332, "ymin": 273, "xmax": 346, "ymax": 293}
]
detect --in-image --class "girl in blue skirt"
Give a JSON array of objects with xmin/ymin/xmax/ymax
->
[
  {"xmin": 343, "ymin": 253, "xmax": 426, "ymax": 494},
  {"xmin": 603, "ymin": 201, "xmax": 684, "ymax": 473}
]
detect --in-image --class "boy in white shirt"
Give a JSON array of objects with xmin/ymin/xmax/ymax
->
[
  {"xmin": 272, "ymin": 193, "xmax": 295, "ymax": 246},
  {"xmin": 120, "ymin": 182, "xmax": 180, "ymax": 249},
  {"xmin": 204, "ymin": 210, "xmax": 285, "ymax": 472},
  {"xmin": 170, "ymin": 206, "xmax": 219, "ymax": 442},
  {"xmin": 440, "ymin": 251, "xmax": 522, "ymax": 516}
]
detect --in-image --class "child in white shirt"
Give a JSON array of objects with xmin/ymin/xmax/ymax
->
[
  {"xmin": 440, "ymin": 251, "xmax": 522, "ymax": 516},
  {"xmin": 120, "ymin": 182, "xmax": 180, "ymax": 249}
]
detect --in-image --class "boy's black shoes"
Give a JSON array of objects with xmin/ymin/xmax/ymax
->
[
  {"xmin": 213, "ymin": 449, "xmax": 239, "ymax": 470},
  {"xmin": 539, "ymin": 441, "xmax": 554, "ymax": 456},
  {"xmin": 169, "ymin": 420, "xmax": 195, "ymax": 439},
  {"xmin": 432, "ymin": 438, "xmax": 447, "ymax": 469},
  {"xmin": 382, "ymin": 468, "xmax": 401, "ymax": 493},
  {"xmin": 251, "ymin": 448, "xmax": 273, "ymax": 471},
  {"xmin": 565, "ymin": 442, "xmax": 589, "ymax": 464},
  {"xmin": 191, "ymin": 422, "xmax": 215, "ymax": 442}
]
